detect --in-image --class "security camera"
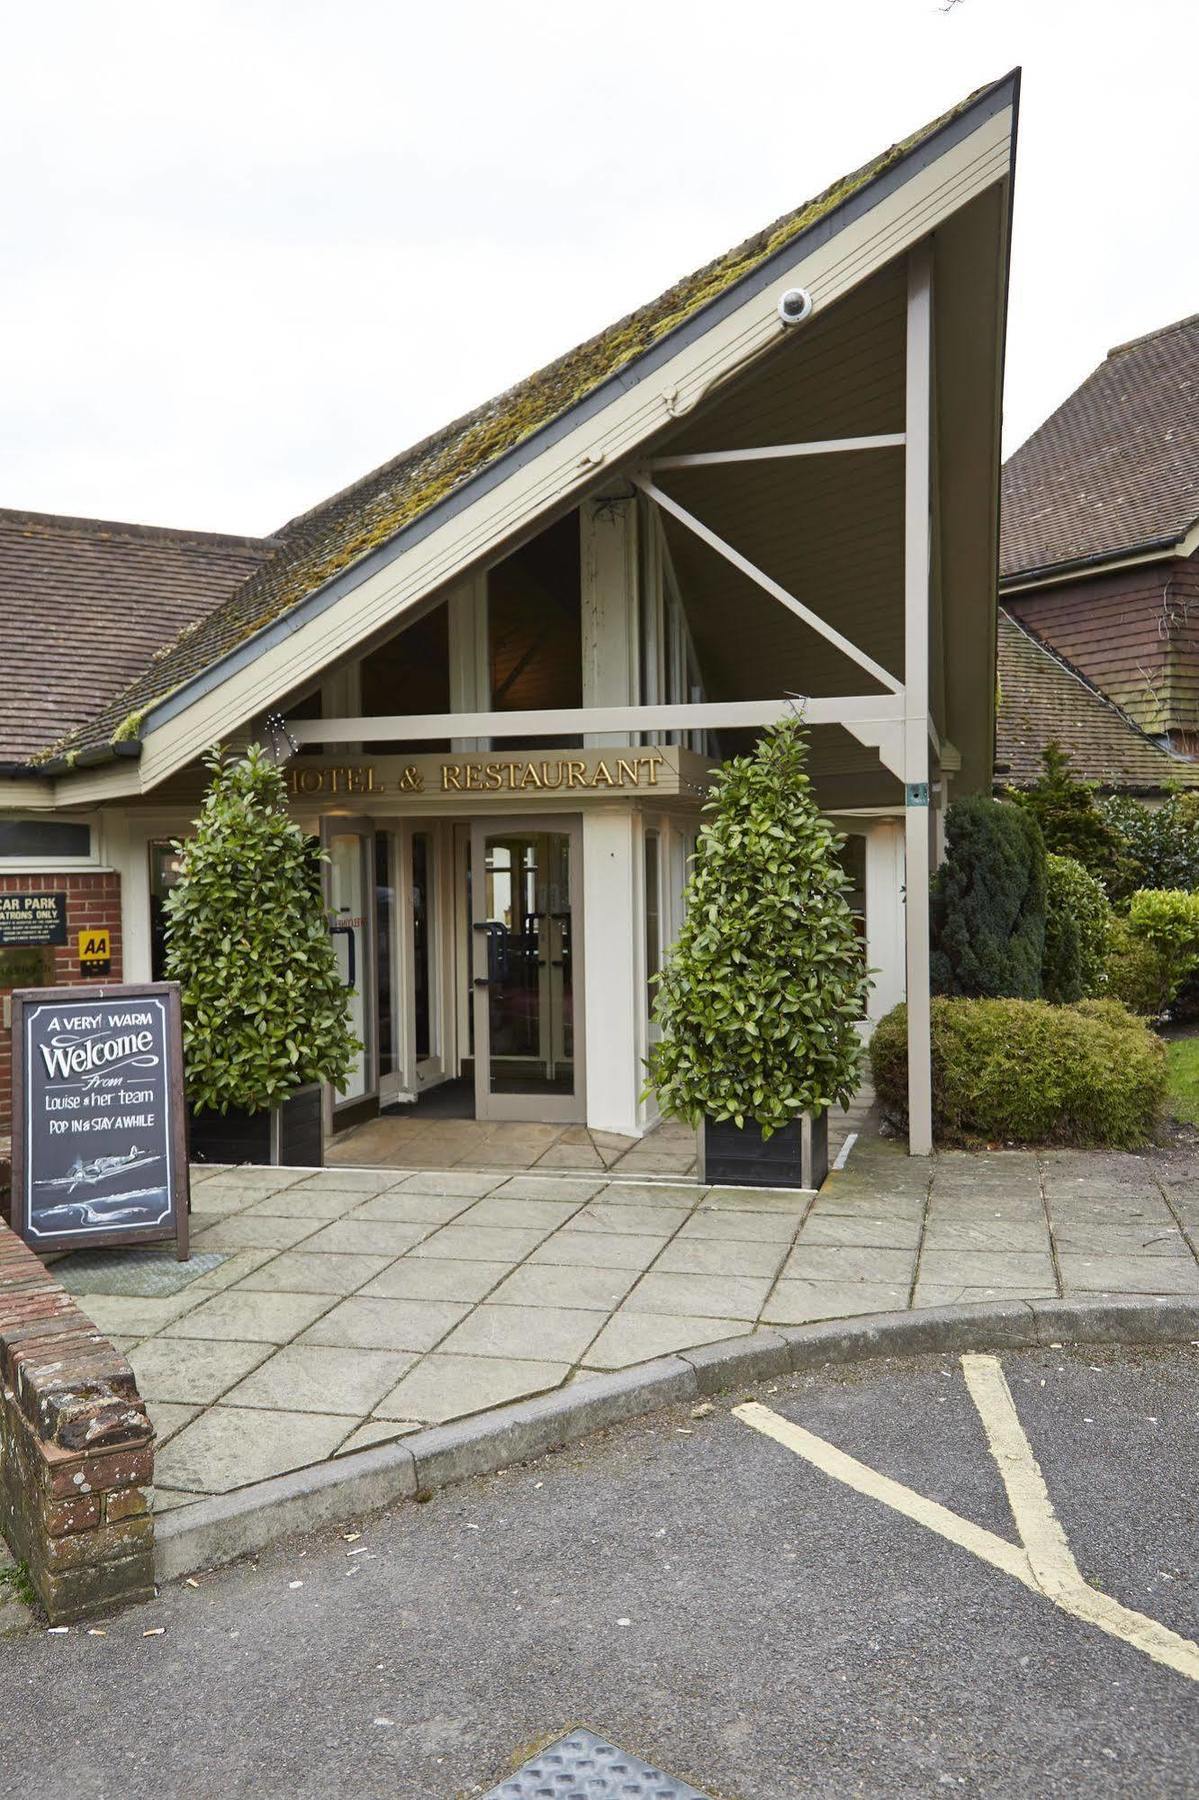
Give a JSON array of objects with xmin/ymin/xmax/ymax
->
[{"xmin": 777, "ymin": 287, "xmax": 813, "ymax": 326}]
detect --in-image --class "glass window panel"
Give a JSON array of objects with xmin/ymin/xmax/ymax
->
[{"xmin": 0, "ymin": 820, "xmax": 90, "ymax": 859}]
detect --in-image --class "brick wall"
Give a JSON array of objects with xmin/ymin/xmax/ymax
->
[
  {"xmin": 0, "ymin": 870, "xmax": 123, "ymax": 1181},
  {"xmin": 0, "ymin": 1221, "xmax": 154, "ymax": 1623}
]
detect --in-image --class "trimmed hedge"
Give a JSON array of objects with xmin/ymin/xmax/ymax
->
[{"xmin": 870, "ymin": 997, "xmax": 1166, "ymax": 1149}]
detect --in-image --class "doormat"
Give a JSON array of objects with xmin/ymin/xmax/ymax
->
[
  {"xmin": 481, "ymin": 1729, "xmax": 713, "ymax": 1799},
  {"xmin": 53, "ymin": 1246, "xmax": 228, "ymax": 1298}
]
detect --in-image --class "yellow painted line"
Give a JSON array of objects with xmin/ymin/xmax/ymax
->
[
  {"xmin": 735, "ymin": 1372, "xmax": 1199, "ymax": 1686},
  {"xmin": 733, "ymin": 1401, "xmax": 1038, "ymax": 1589}
]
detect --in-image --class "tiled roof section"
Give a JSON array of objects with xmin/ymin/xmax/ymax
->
[
  {"xmin": 1001, "ymin": 313, "xmax": 1199, "ymax": 580},
  {"xmin": 45, "ymin": 75, "xmax": 1009, "ymax": 765},
  {"xmin": 0, "ymin": 511, "xmax": 272, "ymax": 763},
  {"xmin": 995, "ymin": 610, "xmax": 1199, "ymax": 791}
]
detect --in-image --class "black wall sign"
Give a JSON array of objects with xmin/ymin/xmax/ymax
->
[
  {"xmin": 0, "ymin": 892, "xmax": 67, "ymax": 947},
  {"xmin": 11, "ymin": 982, "xmax": 190, "ymax": 1259}
]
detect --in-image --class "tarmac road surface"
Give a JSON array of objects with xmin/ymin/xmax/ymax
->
[{"xmin": 2, "ymin": 1341, "xmax": 1197, "ymax": 1799}]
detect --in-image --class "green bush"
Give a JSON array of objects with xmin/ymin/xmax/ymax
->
[
  {"xmin": 1103, "ymin": 917, "xmax": 1173, "ymax": 1018},
  {"xmin": 165, "ymin": 746, "xmax": 361, "ymax": 1112},
  {"xmin": 1008, "ymin": 742, "xmax": 1130, "ymax": 889},
  {"xmin": 1121, "ymin": 888, "xmax": 1199, "ymax": 1016},
  {"xmin": 1042, "ymin": 854, "xmax": 1110, "ymax": 1003},
  {"xmin": 869, "ymin": 996, "xmax": 1166, "ymax": 1149},
  {"xmin": 1100, "ymin": 791, "xmax": 1199, "ymax": 896},
  {"xmin": 930, "ymin": 795, "xmax": 1046, "ymax": 998},
  {"xmin": 645, "ymin": 717, "xmax": 869, "ymax": 1135}
]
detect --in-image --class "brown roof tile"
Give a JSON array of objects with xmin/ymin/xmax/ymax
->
[
  {"xmin": 1001, "ymin": 314, "xmax": 1199, "ymax": 581},
  {"xmin": 0, "ymin": 511, "xmax": 272, "ymax": 764},
  {"xmin": 995, "ymin": 610, "xmax": 1199, "ymax": 791}
]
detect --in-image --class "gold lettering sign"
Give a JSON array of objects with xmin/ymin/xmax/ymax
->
[
  {"xmin": 288, "ymin": 754, "xmax": 665, "ymax": 799},
  {"xmin": 439, "ymin": 756, "xmax": 662, "ymax": 792}
]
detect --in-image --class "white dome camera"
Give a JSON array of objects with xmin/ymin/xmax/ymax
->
[{"xmin": 777, "ymin": 286, "xmax": 814, "ymax": 326}]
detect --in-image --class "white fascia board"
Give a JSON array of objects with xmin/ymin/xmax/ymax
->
[{"xmin": 127, "ymin": 103, "xmax": 1013, "ymax": 795}]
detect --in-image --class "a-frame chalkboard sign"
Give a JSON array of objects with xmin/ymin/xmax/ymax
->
[{"xmin": 11, "ymin": 982, "xmax": 189, "ymax": 1259}]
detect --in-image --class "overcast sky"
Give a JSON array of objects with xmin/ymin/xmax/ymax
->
[{"xmin": 4, "ymin": 0, "xmax": 1196, "ymax": 538}]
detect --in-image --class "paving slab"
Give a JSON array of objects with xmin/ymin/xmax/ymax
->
[
  {"xmin": 912, "ymin": 1285, "xmax": 1056, "ymax": 1308},
  {"xmin": 526, "ymin": 1230, "xmax": 670, "ymax": 1270},
  {"xmin": 798, "ymin": 1213, "xmax": 923, "ymax": 1250},
  {"xmin": 437, "ymin": 1303, "xmax": 604, "ymax": 1363},
  {"xmin": 144, "ymin": 1400, "xmax": 201, "ymax": 1445},
  {"xmin": 373, "ymin": 1353, "xmax": 572, "ymax": 1423},
  {"xmin": 781, "ymin": 1245, "xmax": 916, "ymax": 1285},
  {"xmin": 456, "ymin": 1196, "xmax": 585, "ymax": 1230},
  {"xmin": 916, "ymin": 1249, "xmax": 1057, "ymax": 1290},
  {"xmin": 410, "ymin": 1224, "xmax": 550, "ymax": 1261},
  {"xmin": 155, "ymin": 1405, "xmax": 353, "ymax": 1494},
  {"xmin": 1057, "ymin": 1254, "xmax": 1199, "ymax": 1294},
  {"xmin": 358, "ymin": 1258, "xmax": 513, "ymax": 1302},
  {"xmin": 581, "ymin": 1310, "xmax": 751, "ymax": 1369},
  {"xmin": 348, "ymin": 1191, "xmax": 474, "ymax": 1226},
  {"xmin": 761, "ymin": 1279, "xmax": 911, "ymax": 1325},
  {"xmin": 486, "ymin": 1262, "xmax": 640, "ymax": 1311},
  {"xmin": 569, "ymin": 1201, "xmax": 691, "ymax": 1236},
  {"xmin": 161, "ymin": 1288, "xmax": 333, "ymax": 1343},
  {"xmin": 396, "ymin": 1169, "xmax": 505, "ymax": 1197},
  {"xmin": 650, "ymin": 1236, "xmax": 787, "ymax": 1278},
  {"xmin": 131, "ymin": 1337, "xmax": 274, "ymax": 1404},
  {"xmin": 334, "ymin": 1419, "xmax": 421, "ymax": 1455},
  {"xmin": 299, "ymin": 1294, "xmax": 471, "ymax": 1351},
  {"xmin": 807, "ymin": 1189, "xmax": 927, "ymax": 1222},
  {"xmin": 189, "ymin": 1213, "xmax": 325, "ymax": 1252},
  {"xmin": 697, "ymin": 1188, "xmax": 809, "ymax": 1215},
  {"xmin": 921, "ymin": 1217, "xmax": 1051, "ymax": 1253},
  {"xmin": 299, "ymin": 1218, "xmax": 432, "ymax": 1256},
  {"xmin": 674, "ymin": 1209, "xmax": 798, "ymax": 1244},
  {"xmin": 243, "ymin": 1188, "xmax": 361, "ymax": 1220},
  {"xmin": 223, "ymin": 1345, "xmax": 417, "ymax": 1414},
  {"xmin": 290, "ymin": 1168, "xmax": 409, "ymax": 1194},
  {"xmin": 233, "ymin": 1251, "xmax": 395, "ymax": 1295},
  {"xmin": 1051, "ymin": 1223, "xmax": 1192, "ymax": 1257},
  {"xmin": 622, "ymin": 1271, "xmax": 773, "ymax": 1321}
]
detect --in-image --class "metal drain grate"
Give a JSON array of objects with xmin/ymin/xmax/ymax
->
[
  {"xmin": 54, "ymin": 1246, "xmax": 228, "ymax": 1297},
  {"xmin": 482, "ymin": 1728, "xmax": 713, "ymax": 1799}
]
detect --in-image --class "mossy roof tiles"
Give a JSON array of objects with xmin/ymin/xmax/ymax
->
[
  {"xmin": 33, "ymin": 76, "xmax": 1010, "ymax": 767},
  {"xmin": 996, "ymin": 610, "xmax": 1199, "ymax": 792}
]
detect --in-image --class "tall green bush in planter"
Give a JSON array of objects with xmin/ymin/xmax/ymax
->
[
  {"xmin": 930, "ymin": 795, "xmax": 1046, "ymax": 998},
  {"xmin": 645, "ymin": 718, "xmax": 869, "ymax": 1188},
  {"xmin": 164, "ymin": 747, "xmax": 360, "ymax": 1163},
  {"xmin": 1042, "ymin": 854, "xmax": 1110, "ymax": 1003}
]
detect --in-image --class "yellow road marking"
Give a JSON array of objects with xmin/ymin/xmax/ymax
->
[{"xmin": 735, "ymin": 1360, "xmax": 1199, "ymax": 1686}]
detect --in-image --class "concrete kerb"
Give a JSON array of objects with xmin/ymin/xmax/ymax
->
[{"xmin": 152, "ymin": 1294, "xmax": 1199, "ymax": 1585}]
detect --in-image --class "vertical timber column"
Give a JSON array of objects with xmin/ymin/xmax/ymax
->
[
  {"xmin": 904, "ymin": 243, "xmax": 934, "ymax": 1156},
  {"xmin": 581, "ymin": 496, "xmax": 639, "ymax": 748},
  {"xmin": 448, "ymin": 575, "xmax": 490, "ymax": 751},
  {"xmin": 321, "ymin": 662, "xmax": 362, "ymax": 754},
  {"xmin": 582, "ymin": 809, "xmax": 642, "ymax": 1136}
]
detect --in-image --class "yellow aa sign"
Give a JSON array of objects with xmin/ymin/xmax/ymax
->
[{"xmin": 78, "ymin": 928, "xmax": 110, "ymax": 960}]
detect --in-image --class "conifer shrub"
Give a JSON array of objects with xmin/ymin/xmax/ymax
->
[
  {"xmin": 645, "ymin": 718, "xmax": 869, "ymax": 1136},
  {"xmin": 1042, "ymin": 854, "xmax": 1110, "ymax": 1003},
  {"xmin": 1008, "ymin": 742, "xmax": 1130, "ymax": 889},
  {"xmin": 930, "ymin": 795, "xmax": 1046, "ymax": 998},
  {"xmin": 165, "ymin": 746, "xmax": 360, "ymax": 1112},
  {"xmin": 869, "ymin": 997, "xmax": 1166, "ymax": 1149}
]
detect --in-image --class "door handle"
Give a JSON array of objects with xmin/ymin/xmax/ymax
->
[{"xmin": 473, "ymin": 976, "xmax": 490, "ymax": 989}]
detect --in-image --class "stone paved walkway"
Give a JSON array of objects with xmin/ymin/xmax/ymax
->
[{"xmin": 53, "ymin": 1133, "xmax": 1199, "ymax": 1514}]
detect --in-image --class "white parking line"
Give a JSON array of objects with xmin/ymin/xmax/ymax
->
[{"xmin": 735, "ymin": 1354, "xmax": 1199, "ymax": 1685}]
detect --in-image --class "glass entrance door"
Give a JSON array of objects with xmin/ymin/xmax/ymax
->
[{"xmin": 469, "ymin": 819, "xmax": 584, "ymax": 1122}]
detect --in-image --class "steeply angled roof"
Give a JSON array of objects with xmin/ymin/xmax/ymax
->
[
  {"xmin": 0, "ymin": 510, "xmax": 272, "ymax": 764},
  {"xmin": 31, "ymin": 73, "xmax": 1014, "ymax": 770},
  {"xmin": 1001, "ymin": 314, "xmax": 1199, "ymax": 583},
  {"xmin": 995, "ymin": 610, "xmax": 1199, "ymax": 792}
]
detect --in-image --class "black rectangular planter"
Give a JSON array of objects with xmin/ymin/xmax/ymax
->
[
  {"xmin": 700, "ymin": 1110, "xmax": 828, "ymax": 1190},
  {"xmin": 188, "ymin": 1083, "xmax": 324, "ymax": 1168}
]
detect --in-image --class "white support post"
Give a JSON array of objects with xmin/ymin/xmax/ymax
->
[
  {"xmin": 582, "ymin": 809, "xmax": 643, "ymax": 1135},
  {"xmin": 321, "ymin": 663, "xmax": 362, "ymax": 754},
  {"xmin": 447, "ymin": 576, "xmax": 490, "ymax": 751},
  {"xmin": 903, "ymin": 243, "xmax": 934, "ymax": 1157},
  {"xmin": 580, "ymin": 497, "xmax": 639, "ymax": 748}
]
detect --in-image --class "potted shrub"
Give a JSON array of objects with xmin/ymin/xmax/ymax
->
[
  {"xmin": 164, "ymin": 746, "xmax": 361, "ymax": 1166},
  {"xmin": 645, "ymin": 718, "xmax": 869, "ymax": 1189}
]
